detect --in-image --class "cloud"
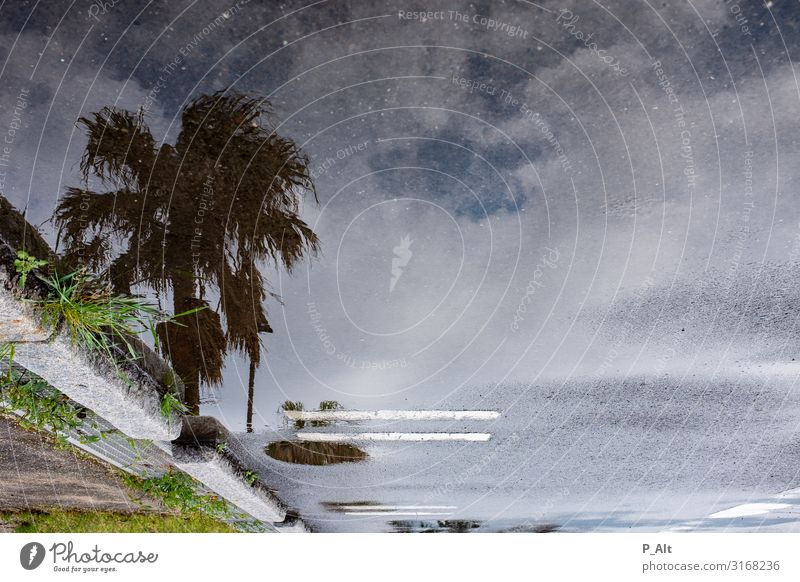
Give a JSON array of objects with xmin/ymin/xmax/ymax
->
[{"xmin": 1, "ymin": 0, "xmax": 798, "ymax": 429}]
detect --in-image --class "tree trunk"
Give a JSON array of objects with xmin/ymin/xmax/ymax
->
[
  {"xmin": 171, "ymin": 274, "xmax": 200, "ymax": 415},
  {"xmin": 246, "ymin": 357, "xmax": 256, "ymax": 432}
]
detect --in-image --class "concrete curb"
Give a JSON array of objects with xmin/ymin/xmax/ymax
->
[
  {"xmin": 10, "ymin": 333, "xmax": 182, "ymax": 441},
  {"xmin": 172, "ymin": 417, "xmax": 287, "ymax": 523}
]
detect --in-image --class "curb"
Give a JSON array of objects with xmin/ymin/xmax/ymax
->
[{"xmin": 172, "ymin": 417, "xmax": 287, "ymax": 523}]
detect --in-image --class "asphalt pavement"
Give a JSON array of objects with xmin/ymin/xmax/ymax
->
[{"xmin": 237, "ymin": 372, "xmax": 800, "ymax": 532}]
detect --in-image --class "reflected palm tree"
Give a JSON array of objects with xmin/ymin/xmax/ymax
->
[{"xmin": 54, "ymin": 90, "xmax": 319, "ymax": 426}]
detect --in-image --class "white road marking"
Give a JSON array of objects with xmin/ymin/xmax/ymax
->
[
  {"xmin": 709, "ymin": 503, "xmax": 791, "ymax": 519},
  {"xmin": 284, "ymin": 409, "xmax": 500, "ymax": 421},
  {"xmin": 339, "ymin": 505, "xmax": 457, "ymax": 511},
  {"xmin": 344, "ymin": 511, "xmax": 454, "ymax": 516},
  {"xmin": 297, "ymin": 432, "xmax": 492, "ymax": 442},
  {"xmin": 664, "ymin": 486, "xmax": 800, "ymax": 531}
]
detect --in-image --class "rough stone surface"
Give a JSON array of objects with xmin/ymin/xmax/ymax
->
[
  {"xmin": 0, "ymin": 286, "xmax": 52, "ymax": 342},
  {"xmin": 0, "ymin": 416, "xmax": 140, "ymax": 512}
]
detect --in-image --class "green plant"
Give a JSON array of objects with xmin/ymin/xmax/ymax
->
[
  {"xmin": 243, "ymin": 470, "xmax": 258, "ymax": 487},
  {"xmin": 33, "ymin": 269, "xmax": 202, "ymax": 374},
  {"xmin": 0, "ymin": 367, "xmax": 98, "ymax": 447},
  {"xmin": 122, "ymin": 469, "xmax": 229, "ymax": 519},
  {"xmin": 130, "ymin": 440, "xmax": 144, "ymax": 463},
  {"xmin": 36, "ymin": 270, "xmax": 157, "ymax": 359},
  {"xmin": 13, "ymin": 250, "xmax": 47, "ymax": 289},
  {"xmin": 312, "ymin": 399, "xmax": 341, "ymax": 427},
  {"xmin": 160, "ymin": 391, "xmax": 188, "ymax": 420},
  {"xmin": 216, "ymin": 442, "xmax": 228, "ymax": 454},
  {"xmin": 281, "ymin": 400, "xmax": 305, "ymax": 429},
  {"xmin": 318, "ymin": 400, "xmax": 341, "ymax": 411},
  {"xmin": 0, "ymin": 342, "xmax": 14, "ymax": 377}
]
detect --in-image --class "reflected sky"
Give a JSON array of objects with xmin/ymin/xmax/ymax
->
[{"xmin": 1, "ymin": 0, "xmax": 800, "ymax": 440}]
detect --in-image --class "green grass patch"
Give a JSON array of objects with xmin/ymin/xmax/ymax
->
[
  {"xmin": 1, "ymin": 509, "xmax": 235, "ymax": 533},
  {"xmin": 36, "ymin": 269, "xmax": 166, "ymax": 364},
  {"xmin": 121, "ymin": 469, "xmax": 230, "ymax": 520}
]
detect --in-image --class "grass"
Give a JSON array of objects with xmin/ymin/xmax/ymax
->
[
  {"xmin": 14, "ymin": 252, "xmax": 200, "ymax": 372},
  {"xmin": 243, "ymin": 470, "xmax": 258, "ymax": 486},
  {"xmin": 1, "ymin": 509, "xmax": 235, "ymax": 533},
  {"xmin": 0, "ymin": 412, "xmax": 237, "ymax": 532},
  {"xmin": 0, "ymin": 348, "xmax": 99, "ymax": 447},
  {"xmin": 35, "ymin": 269, "xmax": 165, "ymax": 365},
  {"xmin": 11, "ymin": 253, "xmax": 200, "ymax": 416},
  {"xmin": 160, "ymin": 391, "xmax": 188, "ymax": 419},
  {"xmin": 121, "ymin": 469, "xmax": 230, "ymax": 520},
  {"xmin": 0, "ymin": 342, "xmax": 12, "ymax": 365}
]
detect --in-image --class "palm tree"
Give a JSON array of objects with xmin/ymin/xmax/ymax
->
[{"xmin": 54, "ymin": 90, "xmax": 319, "ymax": 426}]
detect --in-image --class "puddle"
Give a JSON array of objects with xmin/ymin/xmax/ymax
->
[
  {"xmin": 322, "ymin": 501, "xmax": 380, "ymax": 511},
  {"xmin": 388, "ymin": 520, "xmax": 482, "ymax": 533},
  {"xmin": 265, "ymin": 441, "xmax": 367, "ymax": 466},
  {"xmin": 499, "ymin": 523, "xmax": 561, "ymax": 533}
]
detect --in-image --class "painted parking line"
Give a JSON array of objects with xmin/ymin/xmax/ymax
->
[
  {"xmin": 709, "ymin": 503, "xmax": 792, "ymax": 519},
  {"xmin": 297, "ymin": 432, "xmax": 492, "ymax": 442},
  {"xmin": 284, "ymin": 409, "xmax": 500, "ymax": 421},
  {"xmin": 338, "ymin": 505, "xmax": 457, "ymax": 511},
  {"xmin": 664, "ymin": 487, "xmax": 800, "ymax": 531},
  {"xmin": 344, "ymin": 511, "xmax": 454, "ymax": 516}
]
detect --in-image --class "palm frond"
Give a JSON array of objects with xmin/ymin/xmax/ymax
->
[{"xmin": 77, "ymin": 107, "xmax": 156, "ymax": 187}]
